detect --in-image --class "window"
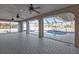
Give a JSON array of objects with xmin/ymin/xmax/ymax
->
[{"xmin": 0, "ymin": 21, "xmax": 18, "ymax": 33}]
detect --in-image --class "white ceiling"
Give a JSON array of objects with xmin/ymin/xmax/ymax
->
[{"xmin": 0, "ymin": 4, "xmax": 73, "ymax": 21}]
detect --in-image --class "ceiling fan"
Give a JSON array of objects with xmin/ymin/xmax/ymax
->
[
  {"xmin": 11, "ymin": 17, "xmax": 14, "ymax": 21},
  {"xmin": 16, "ymin": 13, "xmax": 25, "ymax": 19},
  {"xmin": 11, "ymin": 13, "xmax": 24, "ymax": 21},
  {"xmin": 28, "ymin": 4, "xmax": 40, "ymax": 14}
]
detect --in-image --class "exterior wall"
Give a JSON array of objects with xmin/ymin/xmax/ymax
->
[{"xmin": 24, "ymin": 5, "xmax": 79, "ymax": 47}]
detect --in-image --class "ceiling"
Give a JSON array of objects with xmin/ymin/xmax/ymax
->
[{"xmin": 0, "ymin": 4, "xmax": 73, "ymax": 21}]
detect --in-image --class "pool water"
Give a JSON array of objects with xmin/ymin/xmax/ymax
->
[{"xmin": 47, "ymin": 30, "xmax": 73, "ymax": 35}]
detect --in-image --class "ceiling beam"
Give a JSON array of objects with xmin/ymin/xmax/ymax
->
[
  {"xmin": 23, "ymin": 5, "xmax": 76, "ymax": 21},
  {"xmin": 0, "ymin": 18, "xmax": 20, "ymax": 22}
]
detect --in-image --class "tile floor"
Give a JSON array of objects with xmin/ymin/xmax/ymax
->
[{"xmin": 0, "ymin": 32, "xmax": 79, "ymax": 54}]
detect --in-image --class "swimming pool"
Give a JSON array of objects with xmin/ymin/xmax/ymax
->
[{"xmin": 47, "ymin": 30, "xmax": 74, "ymax": 35}]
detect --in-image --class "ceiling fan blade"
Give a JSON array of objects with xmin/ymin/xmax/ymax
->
[
  {"xmin": 34, "ymin": 7, "xmax": 40, "ymax": 9},
  {"xmin": 33, "ymin": 9, "xmax": 40, "ymax": 14}
]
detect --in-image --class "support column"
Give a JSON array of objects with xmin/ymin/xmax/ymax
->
[
  {"xmin": 39, "ymin": 19, "xmax": 44, "ymax": 38},
  {"xmin": 26, "ymin": 21, "xmax": 29, "ymax": 34},
  {"xmin": 18, "ymin": 21, "xmax": 23, "ymax": 32},
  {"xmin": 75, "ymin": 16, "xmax": 79, "ymax": 47}
]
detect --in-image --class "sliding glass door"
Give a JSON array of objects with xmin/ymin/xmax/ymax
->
[
  {"xmin": 23, "ymin": 22, "xmax": 26, "ymax": 31},
  {"xmin": 10, "ymin": 22, "xmax": 18, "ymax": 32},
  {"xmin": 29, "ymin": 20, "xmax": 39, "ymax": 35},
  {"xmin": 44, "ymin": 15, "xmax": 75, "ymax": 44}
]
